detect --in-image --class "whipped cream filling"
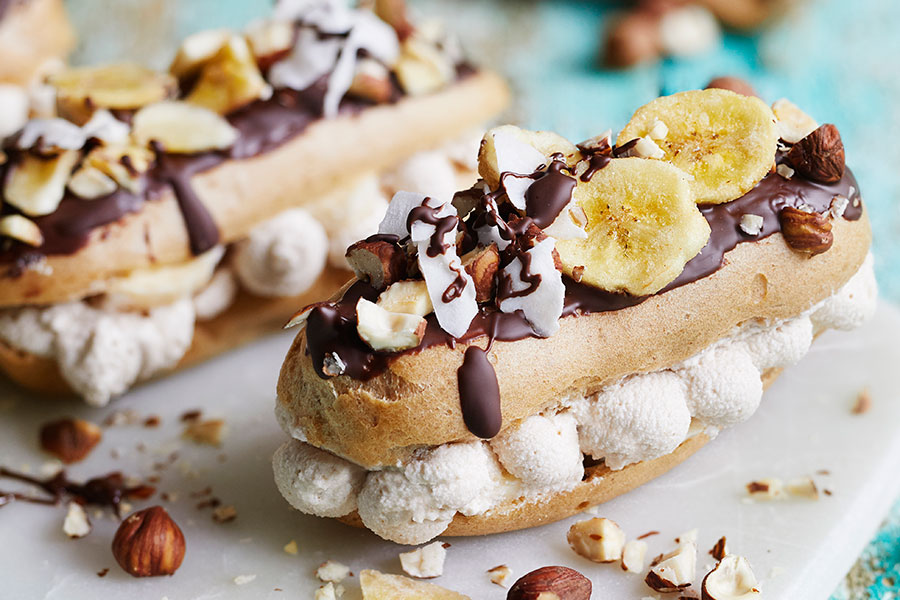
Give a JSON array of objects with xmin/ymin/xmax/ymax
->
[
  {"xmin": 273, "ymin": 255, "xmax": 876, "ymax": 544},
  {"xmin": 0, "ymin": 298, "xmax": 195, "ymax": 407}
]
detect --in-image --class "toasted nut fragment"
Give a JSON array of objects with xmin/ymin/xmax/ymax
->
[
  {"xmin": 63, "ymin": 501, "xmax": 92, "ymax": 538},
  {"xmin": 132, "ymin": 101, "xmax": 238, "ymax": 153},
  {"xmin": 746, "ymin": 477, "xmax": 785, "ymax": 500},
  {"xmin": 785, "ymin": 124, "xmax": 845, "ymax": 184},
  {"xmin": 51, "ymin": 63, "xmax": 177, "ymax": 124},
  {"xmin": 346, "ymin": 239, "xmax": 408, "ymax": 290},
  {"xmin": 779, "ymin": 206, "xmax": 833, "ymax": 256},
  {"xmin": 507, "ymin": 566, "xmax": 592, "ymax": 600},
  {"xmin": 356, "ymin": 298, "xmax": 426, "ymax": 352},
  {"xmin": 68, "ymin": 165, "xmax": 117, "ymax": 199},
  {"xmin": 0, "ymin": 215, "xmax": 44, "ymax": 247},
  {"xmin": 487, "ymin": 565, "xmax": 512, "ymax": 587},
  {"xmin": 775, "ymin": 163, "xmax": 794, "ymax": 179},
  {"xmin": 709, "ymin": 537, "xmax": 728, "ymax": 561},
  {"xmin": 603, "ymin": 12, "xmax": 661, "ymax": 68},
  {"xmin": 567, "ymin": 517, "xmax": 626, "ymax": 563},
  {"xmin": 183, "ymin": 418, "xmax": 227, "ymax": 446},
  {"xmin": 112, "ymin": 506, "xmax": 185, "ymax": 577},
  {"xmin": 786, "ymin": 477, "xmax": 819, "ymax": 500},
  {"xmin": 772, "ymin": 98, "xmax": 818, "ymax": 144},
  {"xmin": 621, "ymin": 539, "xmax": 648, "ymax": 573},
  {"xmin": 375, "ymin": 0, "xmax": 414, "ymax": 41},
  {"xmin": 377, "ymin": 280, "xmax": 433, "ymax": 316},
  {"xmin": 83, "ymin": 143, "xmax": 154, "ymax": 194},
  {"xmin": 244, "ymin": 20, "xmax": 295, "ymax": 70},
  {"xmin": 645, "ymin": 537, "xmax": 697, "ymax": 592},
  {"xmin": 186, "ymin": 35, "xmax": 272, "ymax": 115},
  {"xmin": 399, "ymin": 541, "xmax": 447, "ymax": 578},
  {"xmin": 348, "ymin": 58, "xmax": 395, "ymax": 104},
  {"xmin": 395, "ymin": 35, "xmax": 454, "ymax": 96},
  {"xmin": 462, "ymin": 243, "xmax": 499, "ymax": 302},
  {"xmin": 169, "ymin": 29, "xmax": 231, "ymax": 80},
  {"xmin": 360, "ymin": 569, "xmax": 470, "ymax": 599},
  {"xmin": 283, "ymin": 540, "xmax": 299, "ymax": 555},
  {"xmin": 40, "ymin": 418, "xmax": 102, "ymax": 463},
  {"xmin": 316, "ymin": 582, "xmax": 340, "ymax": 600},
  {"xmin": 853, "ymin": 386, "xmax": 872, "ymax": 414},
  {"xmin": 317, "ymin": 560, "xmax": 351, "ymax": 583},
  {"xmin": 212, "ymin": 504, "xmax": 238, "ymax": 523},
  {"xmin": 615, "ymin": 136, "xmax": 665, "ymax": 159},
  {"xmin": 4, "ymin": 150, "xmax": 80, "ymax": 216},
  {"xmin": 739, "ymin": 213, "xmax": 763, "ymax": 236},
  {"xmin": 701, "ymin": 555, "xmax": 761, "ymax": 600},
  {"xmin": 577, "ymin": 130, "xmax": 612, "ymax": 155},
  {"xmin": 706, "ymin": 76, "xmax": 757, "ymax": 97}
]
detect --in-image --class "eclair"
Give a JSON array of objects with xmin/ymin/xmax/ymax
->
[
  {"xmin": 0, "ymin": 0, "xmax": 508, "ymax": 405},
  {"xmin": 273, "ymin": 89, "xmax": 876, "ymax": 544}
]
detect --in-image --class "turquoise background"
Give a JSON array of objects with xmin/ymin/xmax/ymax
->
[{"xmin": 65, "ymin": 0, "xmax": 900, "ymax": 596}]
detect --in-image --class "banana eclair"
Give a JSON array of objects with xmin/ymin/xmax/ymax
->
[
  {"xmin": 0, "ymin": 0, "xmax": 508, "ymax": 405},
  {"xmin": 273, "ymin": 89, "xmax": 875, "ymax": 544}
]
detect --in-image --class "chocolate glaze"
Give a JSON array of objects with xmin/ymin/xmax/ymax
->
[
  {"xmin": 457, "ymin": 346, "xmax": 502, "ymax": 438},
  {"xmin": 304, "ymin": 161, "xmax": 863, "ymax": 385},
  {"xmin": 0, "ymin": 467, "xmax": 155, "ymax": 517}
]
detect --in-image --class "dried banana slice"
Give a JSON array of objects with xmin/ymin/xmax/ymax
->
[
  {"xmin": 556, "ymin": 158, "xmax": 710, "ymax": 296},
  {"xmin": 51, "ymin": 63, "xmax": 178, "ymax": 125},
  {"xmin": 618, "ymin": 89, "xmax": 778, "ymax": 205},
  {"xmin": 4, "ymin": 150, "xmax": 81, "ymax": 217},
  {"xmin": 131, "ymin": 101, "xmax": 238, "ymax": 154},
  {"xmin": 185, "ymin": 35, "xmax": 272, "ymax": 115}
]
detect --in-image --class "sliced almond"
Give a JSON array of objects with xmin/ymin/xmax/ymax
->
[
  {"xmin": 4, "ymin": 150, "xmax": 80, "ymax": 216},
  {"xmin": 51, "ymin": 63, "xmax": 177, "ymax": 125},
  {"xmin": 377, "ymin": 280, "xmax": 433, "ymax": 316},
  {"xmin": 67, "ymin": 165, "xmax": 118, "ymax": 199},
  {"xmin": 132, "ymin": 101, "xmax": 238, "ymax": 153},
  {"xmin": 186, "ymin": 35, "xmax": 272, "ymax": 115},
  {"xmin": 169, "ymin": 29, "xmax": 232, "ymax": 80},
  {"xmin": 356, "ymin": 297, "xmax": 426, "ymax": 352},
  {"xmin": 0, "ymin": 214, "xmax": 44, "ymax": 246}
]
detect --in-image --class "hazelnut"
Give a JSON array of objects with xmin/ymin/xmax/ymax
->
[
  {"xmin": 603, "ymin": 12, "xmax": 661, "ymax": 68},
  {"xmin": 701, "ymin": 555, "xmax": 761, "ymax": 600},
  {"xmin": 709, "ymin": 536, "xmax": 728, "ymax": 561},
  {"xmin": 706, "ymin": 76, "xmax": 757, "ymax": 97},
  {"xmin": 507, "ymin": 566, "xmax": 591, "ymax": 600},
  {"xmin": 345, "ymin": 239, "xmax": 408, "ymax": 291},
  {"xmin": 112, "ymin": 506, "xmax": 185, "ymax": 577},
  {"xmin": 778, "ymin": 206, "xmax": 833, "ymax": 256},
  {"xmin": 566, "ymin": 517, "xmax": 626, "ymax": 563},
  {"xmin": 40, "ymin": 418, "xmax": 102, "ymax": 464},
  {"xmin": 645, "ymin": 535, "xmax": 697, "ymax": 593},
  {"xmin": 463, "ymin": 243, "xmax": 499, "ymax": 302},
  {"xmin": 786, "ymin": 124, "xmax": 845, "ymax": 184}
]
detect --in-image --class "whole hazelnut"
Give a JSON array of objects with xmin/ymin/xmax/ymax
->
[
  {"xmin": 706, "ymin": 76, "xmax": 757, "ymax": 97},
  {"xmin": 40, "ymin": 418, "xmax": 102, "ymax": 464},
  {"xmin": 603, "ymin": 12, "xmax": 661, "ymax": 68},
  {"xmin": 112, "ymin": 506, "xmax": 185, "ymax": 577}
]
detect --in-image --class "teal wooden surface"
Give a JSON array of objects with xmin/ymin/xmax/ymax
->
[{"xmin": 64, "ymin": 0, "xmax": 900, "ymax": 596}]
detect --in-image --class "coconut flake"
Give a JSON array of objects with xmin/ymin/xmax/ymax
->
[
  {"xmin": 378, "ymin": 190, "xmax": 433, "ymax": 237},
  {"xmin": 498, "ymin": 238, "xmax": 564, "ymax": 337},
  {"xmin": 542, "ymin": 203, "xmax": 587, "ymax": 241},
  {"xmin": 17, "ymin": 118, "xmax": 86, "ymax": 152},
  {"xmin": 268, "ymin": 28, "xmax": 342, "ymax": 92},
  {"xmin": 491, "ymin": 130, "xmax": 547, "ymax": 210},
  {"xmin": 81, "ymin": 110, "xmax": 130, "ymax": 145}
]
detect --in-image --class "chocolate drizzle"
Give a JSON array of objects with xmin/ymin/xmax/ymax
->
[
  {"xmin": 579, "ymin": 153, "xmax": 611, "ymax": 182},
  {"xmin": 0, "ymin": 467, "xmax": 155, "ymax": 517},
  {"xmin": 456, "ymin": 346, "xmax": 502, "ymax": 438},
  {"xmin": 524, "ymin": 157, "xmax": 577, "ymax": 228}
]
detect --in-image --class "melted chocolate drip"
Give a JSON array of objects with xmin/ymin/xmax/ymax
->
[
  {"xmin": 457, "ymin": 346, "xmax": 502, "ymax": 438},
  {"xmin": 150, "ymin": 144, "xmax": 221, "ymax": 255},
  {"xmin": 524, "ymin": 159, "xmax": 576, "ymax": 228},
  {"xmin": 407, "ymin": 202, "xmax": 459, "ymax": 257},
  {"xmin": 0, "ymin": 467, "xmax": 155, "ymax": 517},
  {"xmin": 579, "ymin": 154, "xmax": 611, "ymax": 182}
]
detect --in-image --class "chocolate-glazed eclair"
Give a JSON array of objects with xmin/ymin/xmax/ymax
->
[
  {"xmin": 273, "ymin": 89, "xmax": 875, "ymax": 544},
  {"xmin": 0, "ymin": 0, "xmax": 508, "ymax": 405}
]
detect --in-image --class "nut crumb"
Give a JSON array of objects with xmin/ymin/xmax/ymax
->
[
  {"xmin": 96, "ymin": 568, "xmax": 109, "ymax": 577},
  {"xmin": 709, "ymin": 537, "xmax": 728, "ymax": 561},
  {"xmin": 233, "ymin": 574, "xmax": 257, "ymax": 585},
  {"xmin": 183, "ymin": 418, "xmax": 227, "ymax": 446},
  {"xmin": 212, "ymin": 504, "xmax": 237, "ymax": 524},
  {"xmin": 852, "ymin": 387, "xmax": 872, "ymax": 414},
  {"xmin": 487, "ymin": 564, "xmax": 512, "ymax": 587},
  {"xmin": 283, "ymin": 540, "xmax": 298, "ymax": 555},
  {"xmin": 739, "ymin": 213, "xmax": 764, "ymax": 236},
  {"xmin": 399, "ymin": 541, "xmax": 446, "ymax": 578},
  {"xmin": 63, "ymin": 502, "xmax": 91, "ymax": 538},
  {"xmin": 776, "ymin": 163, "xmax": 795, "ymax": 179},
  {"xmin": 317, "ymin": 560, "xmax": 351, "ymax": 583}
]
